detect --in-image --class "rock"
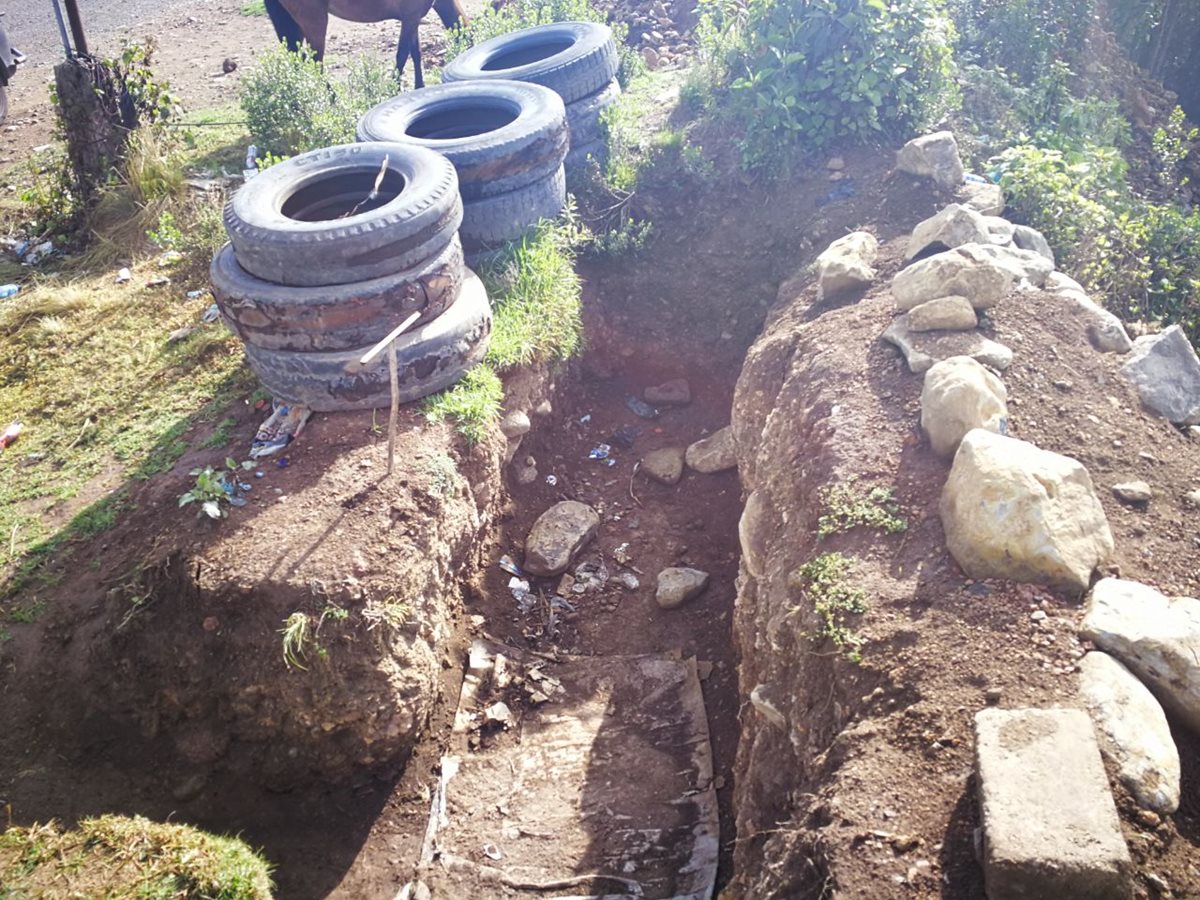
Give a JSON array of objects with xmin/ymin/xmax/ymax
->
[
  {"xmin": 1185, "ymin": 488, "xmax": 1200, "ymax": 508},
  {"xmin": 826, "ymin": 156, "xmax": 845, "ymax": 171},
  {"xmin": 656, "ymin": 567, "xmax": 710, "ymax": 609},
  {"xmin": 939, "ymin": 430, "xmax": 1113, "ymax": 591},
  {"xmin": 1041, "ymin": 273, "xmax": 1132, "ymax": 353},
  {"xmin": 513, "ymin": 455, "xmax": 538, "ymax": 485},
  {"xmin": 1078, "ymin": 651, "xmax": 1180, "ymax": 814},
  {"xmin": 499, "ymin": 410, "xmax": 531, "ymax": 439},
  {"xmin": 686, "ymin": 426, "xmax": 737, "ymax": 473},
  {"xmin": 892, "ymin": 245, "xmax": 1015, "ymax": 311},
  {"xmin": 895, "ymin": 131, "xmax": 965, "ymax": 192},
  {"xmin": 960, "ymin": 179, "xmax": 1005, "ymax": 216},
  {"xmin": 641, "ymin": 447, "xmax": 686, "ymax": 485},
  {"xmin": 1119, "ymin": 325, "xmax": 1200, "ymax": 424},
  {"xmin": 645, "ymin": 378, "xmax": 691, "ymax": 406},
  {"xmin": 641, "ymin": 46, "xmax": 659, "ymax": 69},
  {"xmin": 222, "ymin": 57, "xmax": 238, "ymax": 74},
  {"xmin": 883, "ymin": 316, "xmax": 1013, "ymax": 374},
  {"xmin": 523, "ymin": 501, "xmax": 600, "ymax": 576},
  {"xmin": 920, "ymin": 356, "xmax": 1008, "ymax": 457},
  {"xmin": 975, "ymin": 707, "xmax": 1133, "ymax": 900},
  {"xmin": 1080, "ymin": 578, "xmax": 1200, "ymax": 733},
  {"xmin": 1111, "ymin": 481, "xmax": 1152, "ymax": 503},
  {"xmin": 906, "ymin": 295, "xmax": 978, "ymax": 332},
  {"xmin": 905, "ymin": 204, "xmax": 991, "ymax": 260},
  {"xmin": 983, "ymin": 216, "xmax": 1015, "ymax": 247},
  {"xmin": 1012, "ymin": 224, "xmax": 1055, "ymax": 265},
  {"xmin": 816, "ymin": 231, "xmax": 878, "ymax": 299},
  {"xmin": 963, "ymin": 242, "xmax": 1053, "ymax": 288}
]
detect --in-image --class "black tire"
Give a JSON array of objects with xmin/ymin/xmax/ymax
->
[
  {"xmin": 223, "ymin": 143, "xmax": 462, "ymax": 288},
  {"xmin": 240, "ymin": 271, "xmax": 492, "ymax": 412},
  {"xmin": 565, "ymin": 79, "xmax": 620, "ymax": 148},
  {"xmin": 565, "ymin": 137, "xmax": 607, "ymax": 176},
  {"xmin": 460, "ymin": 165, "xmax": 566, "ymax": 250},
  {"xmin": 212, "ymin": 237, "xmax": 465, "ymax": 352},
  {"xmin": 443, "ymin": 22, "xmax": 618, "ymax": 106},
  {"xmin": 357, "ymin": 80, "xmax": 568, "ymax": 202}
]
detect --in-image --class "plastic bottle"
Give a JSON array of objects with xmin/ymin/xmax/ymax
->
[{"xmin": 0, "ymin": 283, "xmax": 19, "ymax": 298}]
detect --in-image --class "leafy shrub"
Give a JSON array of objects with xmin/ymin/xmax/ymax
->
[
  {"xmin": 240, "ymin": 43, "xmax": 400, "ymax": 156},
  {"xmin": 697, "ymin": 0, "xmax": 958, "ymax": 167},
  {"xmin": 444, "ymin": 0, "xmax": 643, "ymax": 88},
  {"xmin": 945, "ymin": 0, "xmax": 1093, "ymax": 85}
]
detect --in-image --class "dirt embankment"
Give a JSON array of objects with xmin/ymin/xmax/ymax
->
[{"xmin": 728, "ymin": 224, "xmax": 1200, "ymax": 897}]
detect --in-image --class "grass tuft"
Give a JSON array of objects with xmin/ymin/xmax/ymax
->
[{"xmin": 422, "ymin": 365, "xmax": 504, "ymax": 446}]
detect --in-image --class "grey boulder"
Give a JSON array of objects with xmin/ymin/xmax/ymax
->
[
  {"xmin": 1119, "ymin": 325, "xmax": 1200, "ymax": 424},
  {"xmin": 523, "ymin": 501, "xmax": 601, "ymax": 576},
  {"xmin": 641, "ymin": 447, "xmax": 686, "ymax": 485},
  {"xmin": 656, "ymin": 567, "xmax": 710, "ymax": 609},
  {"xmin": 686, "ymin": 426, "xmax": 737, "ymax": 473},
  {"xmin": 896, "ymin": 131, "xmax": 965, "ymax": 192},
  {"xmin": 883, "ymin": 315, "xmax": 1013, "ymax": 374},
  {"xmin": 906, "ymin": 204, "xmax": 991, "ymax": 260}
]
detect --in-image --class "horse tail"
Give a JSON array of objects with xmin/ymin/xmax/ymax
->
[
  {"xmin": 264, "ymin": 0, "xmax": 307, "ymax": 53},
  {"xmin": 432, "ymin": 0, "xmax": 467, "ymax": 30}
]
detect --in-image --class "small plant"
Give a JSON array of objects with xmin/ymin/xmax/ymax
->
[
  {"xmin": 362, "ymin": 595, "xmax": 413, "ymax": 631},
  {"xmin": 789, "ymin": 552, "xmax": 867, "ymax": 660},
  {"xmin": 1152, "ymin": 106, "xmax": 1198, "ymax": 197},
  {"xmin": 424, "ymin": 453, "xmax": 460, "ymax": 498},
  {"xmin": 280, "ymin": 612, "xmax": 313, "ymax": 670},
  {"xmin": 179, "ymin": 458, "xmax": 255, "ymax": 519},
  {"xmin": 817, "ymin": 479, "xmax": 908, "ymax": 539},
  {"xmin": 7, "ymin": 600, "xmax": 46, "ymax": 624}
]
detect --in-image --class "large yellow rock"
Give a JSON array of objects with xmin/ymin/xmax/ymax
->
[{"xmin": 939, "ymin": 430, "xmax": 1113, "ymax": 591}]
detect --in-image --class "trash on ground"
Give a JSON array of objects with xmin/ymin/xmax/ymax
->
[
  {"xmin": 498, "ymin": 555, "xmax": 523, "ymax": 576},
  {"xmin": 551, "ymin": 596, "xmax": 576, "ymax": 613},
  {"xmin": 820, "ymin": 178, "xmax": 857, "ymax": 206},
  {"xmin": 573, "ymin": 559, "xmax": 609, "ymax": 593},
  {"xmin": 0, "ymin": 283, "xmax": 20, "ymax": 299},
  {"xmin": 251, "ymin": 400, "xmax": 311, "ymax": 459},
  {"xmin": 556, "ymin": 574, "xmax": 575, "ymax": 596},
  {"xmin": 545, "ymin": 474, "xmax": 558, "ymax": 487},
  {"xmin": 0, "ymin": 421, "xmax": 23, "ymax": 450},
  {"xmin": 254, "ymin": 470, "xmax": 265, "ymax": 478},
  {"xmin": 167, "ymin": 325, "xmax": 197, "ymax": 343},
  {"xmin": 509, "ymin": 576, "xmax": 536, "ymax": 613},
  {"xmin": 146, "ymin": 276, "xmax": 171, "ymax": 288},
  {"xmin": 115, "ymin": 267, "xmax": 132, "ymax": 284},
  {"xmin": 482, "ymin": 841, "xmax": 505, "ymax": 860},
  {"xmin": 276, "ymin": 457, "xmax": 290, "ymax": 468},
  {"xmin": 963, "ymin": 173, "xmax": 988, "ymax": 184},
  {"xmin": 22, "ymin": 241, "xmax": 53, "ymax": 265},
  {"xmin": 613, "ymin": 542, "xmax": 632, "ymax": 565},
  {"xmin": 243, "ymin": 144, "xmax": 259, "ymax": 181},
  {"xmin": 614, "ymin": 572, "xmax": 640, "ymax": 591},
  {"xmin": 625, "ymin": 396, "xmax": 660, "ymax": 419},
  {"xmin": 185, "ymin": 289, "xmax": 206, "ymax": 300},
  {"xmin": 200, "ymin": 302, "xmax": 221, "ymax": 324},
  {"xmin": 579, "ymin": 413, "xmax": 592, "ymax": 424},
  {"xmin": 610, "ymin": 425, "xmax": 641, "ymax": 448},
  {"xmin": 589, "ymin": 443, "xmax": 612, "ymax": 461},
  {"xmin": 483, "ymin": 704, "xmax": 513, "ymax": 730}
]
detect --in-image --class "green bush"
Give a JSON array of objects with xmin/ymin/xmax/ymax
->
[
  {"xmin": 444, "ymin": 0, "xmax": 643, "ymax": 88},
  {"xmin": 946, "ymin": 0, "xmax": 1093, "ymax": 85},
  {"xmin": 697, "ymin": 0, "xmax": 957, "ymax": 168},
  {"xmin": 240, "ymin": 43, "xmax": 400, "ymax": 156}
]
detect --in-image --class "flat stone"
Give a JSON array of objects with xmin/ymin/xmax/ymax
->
[
  {"xmin": 1012, "ymin": 224, "xmax": 1055, "ymax": 265},
  {"xmin": 896, "ymin": 131, "xmax": 965, "ymax": 192},
  {"xmin": 983, "ymin": 216, "xmax": 1015, "ymax": 246},
  {"xmin": 816, "ymin": 231, "xmax": 878, "ymax": 299},
  {"xmin": 499, "ymin": 410, "xmax": 531, "ymax": 439},
  {"xmin": 920, "ymin": 356, "xmax": 1008, "ymax": 457},
  {"xmin": 959, "ymin": 179, "xmax": 1005, "ymax": 216},
  {"xmin": 892, "ymin": 245, "xmax": 1016, "ymax": 311},
  {"xmin": 645, "ymin": 378, "xmax": 691, "ymax": 406},
  {"xmin": 883, "ymin": 316, "xmax": 1013, "ymax": 374},
  {"xmin": 826, "ymin": 156, "xmax": 845, "ymax": 171},
  {"xmin": 1079, "ymin": 651, "xmax": 1180, "ymax": 814},
  {"xmin": 1112, "ymin": 480, "xmax": 1152, "ymax": 503},
  {"xmin": 641, "ymin": 447, "xmax": 686, "ymax": 485},
  {"xmin": 686, "ymin": 426, "xmax": 737, "ymax": 474},
  {"xmin": 906, "ymin": 295, "xmax": 978, "ymax": 332},
  {"xmin": 656, "ymin": 567, "xmax": 710, "ymax": 609},
  {"xmin": 523, "ymin": 501, "xmax": 600, "ymax": 576},
  {"xmin": 1080, "ymin": 578, "xmax": 1200, "ymax": 733},
  {"xmin": 940, "ymin": 430, "xmax": 1113, "ymax": 592},
  {"xmin": 962, "ymin": 242, "xmax": 1053, "ymax": 288},
  {"xmin": 906, "ymin": 204, "xmax": 991, "ymax": 260},
  {"xmin": 1119, "ymin": 325, "xmax": 1200, "ymax": 424},
  {"xmin": 975, "ymin": 707, "xmax": 1133, "ymax": 900}
]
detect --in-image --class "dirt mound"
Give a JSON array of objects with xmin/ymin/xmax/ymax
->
[{"xmin": 729, "ymin": 233, "xmax": 1200, "ymax": 897}]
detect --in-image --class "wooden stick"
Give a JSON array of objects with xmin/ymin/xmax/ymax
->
[
  {"xmin": 359, "ymin": 311, "xmax": 421, "ymax": 365},
  {"xmin": 387, "ymin": 340, "xmax": 399, "ymax": 476}
]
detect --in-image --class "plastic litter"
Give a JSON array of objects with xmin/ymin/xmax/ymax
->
[
  {"xmin": 185, "ymin": 289, "xmax": 206, "ymax": 300},
  {"xmin": 624, "ymin": 396, "xmax": 660, "ymax": 419},
  {"xmin": 963, "ymin": 173, "xmax": 988, "ymax": 184},
  {"xmin": 12, "ymin": 240, "xmax": 29, "ymax": 258},
  {"xmin": 146, "ymin": 276, "xmax": 171, "ymax": 288},
  {"xmin": 251, "ymin": 399, "xmax": 312, "ymax": 458},
  {"xmin": 243, "ymin": 145, "xmax": 259, "ymax": 181},
  {"xmin": 201, "ymin": 302, "xmax": 221, "ymax": 324},
  {"xmin": 614, "ymin": 572, "xmax": 640, "ymax": 591},
  {"xmin": 0, "ymin": 421, "xmax": 23, "ymax": 450},
  {"xmin": 589, "ymin": 443, "xmax": 612, "ymax": 461},
  {"xmin": 579, "ymin": 413, "xmax": 592, "ymax": 424},
  {"xmin": 22, "ymin": 241, "xmax": 53, "ymax": 265},
  {"xmin": 255, "ymin": 470, "xmax": 265, "ymax": 478},
  {"xmin": 610, "ymin": 425, "xmax": 640, "ymax": 449},
  {"xmin": 276, "ymin": 457, "xmax": 290, "ymax": 468},
  {"xmin": 819, "ymin": 178, "xmax": 857, "ymax": 206},
  {"xmin": 551, "ymin": 596, "xmax": 576, "ymax": 613},
  {"xmin": 498, "ymin": 555, "xmax": 523, "ymax": 576},
  {"xmin": 0, "ymin": 284, "xmax": 20, "ymax": 299},
  {"xmin": 545, "ymin": 474, "xmax": 558, "ymax": 487},
  {"xmin": 613, "ymin": 542, "xmax": 632, "ymax": 565}
]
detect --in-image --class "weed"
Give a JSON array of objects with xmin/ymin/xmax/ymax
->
[
  {"xmin": 361, "ymin": 595, "xmax": 413, "ymax": 632},
  {"xmin": 7, "ymin": 600, "xmax": 46, "ymax": 624},
  {"xmin": 424, "ymin": 453, "xmax": 460, "ymax": 498},
  {"xmin": 788, "ymin": 552, "xmax": 867, "ymax": 661},
  {"xmin": 0, "ymin": 629, "xmax": 11, "ymax": 642},
  {"xmin": 179, "ymin": 458, "xmax": 254, "ymax": 519},
  {"xmin": 199, "ymin": 416, "xmax": 237, "ymax": 450},
  {"xmin": 240, "ymin": 0, "xmax": 267, "ymax": 14},
  {"xmin": 817, "ymin": 479, "xmax": 907, "ymax": 539},
  {"xmin": 280, "ymin": 612, "xmax": 313, "ymax": 670},
  {"xmin": 423, "ymin": 365, "xmax": 504, "ymax": 445}
]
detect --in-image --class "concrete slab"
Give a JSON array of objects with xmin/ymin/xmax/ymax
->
[{"xmin": 975, "ymin": 707, "xmax": 1132, "ymax": 900}]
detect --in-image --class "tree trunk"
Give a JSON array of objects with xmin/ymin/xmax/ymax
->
[{"xmin": 53, "ymin": 56, "xmax": 127, "ymax": 203}]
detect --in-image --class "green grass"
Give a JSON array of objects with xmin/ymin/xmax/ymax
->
[
  {"xmin": 199, "ymin": 416, "xmax": 237, "ymax": 450},
  {"xmin": 817, "ymin": 479, "xmax": 908, "ymax": 540},
  {"xmin": 0, "ymin": 815, "xmax": 273, "ymax": 898},
  {"xmin": 240, "ymin": 0, "xmax": 267, "ymax": 14},
  {"xmin": 423, "ymin": 365, "xmax": 504, "ymax": 445},
  {"xmin": 788, "ymin": 552, "xmax": 868, "ymax": 661}
]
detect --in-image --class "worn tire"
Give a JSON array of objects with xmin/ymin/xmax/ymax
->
[
  {"xmin": 565, "ymin": 78, "xmax": 620, "ymax": 148},
  {"xmin": 564, "ymin": 137, "xmax": 607, "ymax": 176},
  {"xmin": 224, "ymin": 142, "xmax": 462, "ymax": 288},
  {"xmin": 443, "ymin": 22, "xmax": 618, "ymax": 105},
  {"xmin": 357, "ymin": 80, "xmax": 568, "ymax": 202},
  {"xmin": 460, "ymin": 165, "xmax": 566, "ymax": 251},
  {"xmin": 212, "ymin": 237, "xmax": 464, "ymax": 352},
  {"xmin": 240, "ymin": 271, "xmax": 492, "ymax": 411}
]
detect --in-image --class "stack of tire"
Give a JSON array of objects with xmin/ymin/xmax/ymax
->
[
  {"xmin": 213, "ymin": 142, "xmax": 492, "ymax": 412},
  {"xmin": 357, "ymin": 79, "xmax": 569, "ymax": 258},
  {"xmin": 441, "ymin": 21, "xmax": 623, "ymax": 177}
]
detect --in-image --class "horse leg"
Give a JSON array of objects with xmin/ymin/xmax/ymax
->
[
  {"xmin": 396, "ymin": 19, "xmax": 423, "ymax": 89},
  {"xmin": 264, "ymin": 0, "xmax": 306, "ymax": 52}
]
